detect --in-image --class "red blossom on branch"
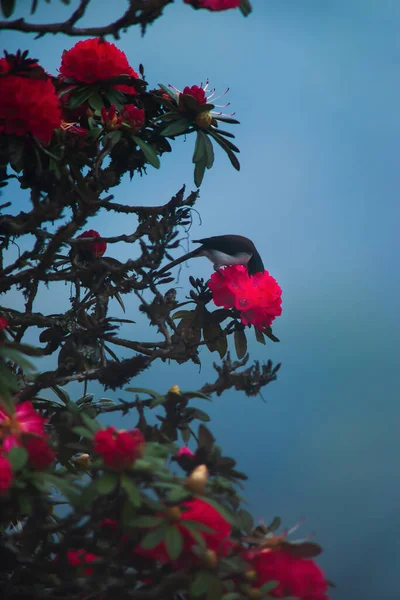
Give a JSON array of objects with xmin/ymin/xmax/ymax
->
[
  {"xmin": 120, "ymin": 104, "xmax": 145, "ymax": 131},
  {"xmin": 65, "ymin": 549, "xmax": 98, "ymax": 575},
  {"xmin": 76, "ymin": 229, "xmax": 107, "ymax": 259},
  {"xmin": 24, "ymin": 436, "xmax": 55, "ymax": 470},
  {"xmin": 136, "ymin": 498, "xmax": 231, "ymax": 564},
  {"xmin": 181, "ymin": 85, "xmax": 207, "ymax": 106},
  {"xmin": 241, "ymin": 548, "xmax": 329, "ymax": 600},
  {"xmin": 0, "ymin": 454, "xmax": 13, "ymax": 494},
  {"xmin": 0, "ymin": 316, "xmax": 8, "ymax": 331},
  {"xmin": 0, "ymin": 401, "xmax": 47, "ymax": 452},
  {"xmin": 184, "ymin": 0, "xmax": 241, "ymax": 11},
  {"xmin": 208, "ymin": 265, "xmax": 282, "ymax": 331},
  {"xmin": 59, "ymin": 38, "xmax": 139, "ymax": 94},
  {"xmin": 0, "ymin": 55, "xmax": 61, "ymax": 145},
  {"xmin": 93, "ymin": 427, "xmax": 145, "ymax": 470}
]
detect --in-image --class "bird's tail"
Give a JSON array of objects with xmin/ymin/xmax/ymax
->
[{"xmin": 157, "ymin": 248, "xmax": 202, "ymax": 276}]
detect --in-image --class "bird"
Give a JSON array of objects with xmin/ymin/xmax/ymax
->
[{"xmin": 157, "ymin": 234, "xmax": 264, "ymax": 276}]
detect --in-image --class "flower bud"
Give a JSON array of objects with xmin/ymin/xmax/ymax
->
[
  {"xmin": 185, "ymin": 464, "xmax": 209, "ymax": 495},
  {"xmin": 244, "ymin": 569, "xmax": 258, "ymax": 582},
  {"xmin": 73, "ymin": 453, "xmax": 91, "ymax": 470},
  {"xmin": 195, "ymin": 111, "xmax": 213, "ymax": 129},
  {"xmin": 199, "ymin": 548, "xmax": 218, "ymax": 569},
  {"xmin": 168, "ymin": 384, "xmax": 181, "ymax": 395},
  {"xmin": 164, "ymin": 506, "xmax": 181, "ymax": 522}
]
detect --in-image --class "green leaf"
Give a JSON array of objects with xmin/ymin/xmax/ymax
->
[
  {"xmin": 203, "ymin": 321, "xmax": 227, "ymax": 358},
  {"xmin": 165, "ymin": 525, "xmax": 183, "ymax": 560},
  {"xmin": 265, "ymin": 516, "xmax": 281, "ymax": 532},
  {"xmin": 202, "ymin": 132, "xmax": 215, "ymax": 169},
  {"xmin": 194, "ymin": 159, "xmax": 206, "ymax": 187},
  {"xmin": 193, "ymin": 130, "xmax": 207, "ymax": 164},
  {"xmin": 42, "ymin": 474, "xmax": 80, "ymax": 504},
  {"xmin": 96, "ymin": 472, "xmax": 118, "ymax": 495},
  {"xmin": 103, "ymin": 88, "xmax": 126, "ymax": 111},
  {"xmin": 254, "ymin": 326, "xmax": 266, "ymax": 345},
  {"xmin": 198, "ymin": 424, "xmax": 215, "ymax": 452},
  {"xmin": 190, "ymin": 570, "xmax": 211, "ymax": 598},
  {"xmin": 130, "ymin": 516, "xmax": 166, "ymax": 528},
  {"xmin": 1, "ymin": 0, "xmax": 15, "ymax": 18},
  {"xmin": 88, "ymin": 92, "xmax": 104, "ymax": 111},
  {"xmin": 132, "ymin": 136, "xmax": 160, "ymax": 169},
  {"xmin": 259, "ymin": 581, "xmax": 279, "ymax": 594},
  {"xmin": 157, "ymin": 83, "xmax": 177, "ymax": 101},
  {"xmin": 140, "ymin": 524, "xmax": 169, "ymax": 550},
  {"xmin": 161, "ymin": 118, "xmax": 192, "ymax": 137},
  {"xmin": 236, "ymin": 509, "xmax": 254, "ymax": 533},
  {"xmin": 75, "ymin": 481, "xmax": 98, "ymax": 508},
  {"xmin": 182, "ymin": 522, "xmax": 207, "ymax": 549},
  {"xmin": 263, "ymin": 327, "xmax": 280, "ymax": 343},
  {"xmin": 221, "ymin": 594, "xmax": 241, "ymax": 600},
  {"xmin": 171, "ymin": 310, "xmax": 194, "ymax": 320},
  {"xmin": 208, "ymin": 130, "xmax": 240, "ymax": 171},
  {"xmin": 201, "ymin": 498, "xmax": 235, "ymax": 525},
  {"xmin": 7, "ymin": 446, "xmax": 28, "ymax": 472},
  {"xmin": 105, "ymin": 130, "xmax": 122, "ymax": 148},
  {"xmin": 121, "ymin": 474, "xmax": 141, "ymax": 507},
  {"xmin": 80, "ymin": 411, "xmax": 101, "ymax": 433},
  {"xmin": 206, "ymin": 574, "xmax": 223, "ymax": 600},
  {"xmin": 282, "ymin": 541, "xmax": 323, "ymax": 559},
  {"xmin": 189, "ymin": 408, "xmax": 210, "ymax": 422},
  {"xmin": 68, "ymin": 86, "xmax": 92, "ymax": 110},
  {"xmin": 165, "ymin": 487, "xmax": 192, "ymax": 504},
  {"xmin": 17, "ymin": 494, "xmax": 33, "ymax": 516},
  {"xmin": 234, "ymin": 329, "xmax": 247, "ymax": 359},
  {"xmin": 72, "ymin": 426, "xmax": 93, "ymax": 440}
]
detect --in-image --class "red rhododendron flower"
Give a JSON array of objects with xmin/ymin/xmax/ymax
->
[
  {"xmin": 93, "ymin": 427, "xmax": 145, "ymax": 470},
  {"xmin": 66, "ymin": 549, "xmax": 98, "ymax": 575},
  {"xmin": 0, "ymin": 316, "xmax": 8, "ymax": 331},
  {"xmin": 59, "ymin": 38, "xmax": 139, "ymax": 94},
  {"xmin": 0, "ymin": 454, "xmax": 13, "ymax": 494},
  {"xmin": 184, "ymin": 0, "xmax": 241, "ymax": 11},
  {"xmin": 76, "ymin": 229, "xmax": 107, "ymax": 259},
  {"xmin": 0, "ymin": 56, "xmax": 61, "ymax": 144},
  {"xmin": 181, "ymin": 85, "xmax": 207, "ymax": 106},
  {"xmin": 101, "ymin": 105, "xmax": 122, "ymax": 130},
  {"xmin": 242, "ymin": 548, "xmax": 329, "ymax": 600},
  {"xmin": 120, "ymin": 104, "xmax": 145, "ymax": 131},
  {"xmin": 0, "ymin": 401, "xmax": 47, "ymax": 451},
  {"xmin": 208, "ymin": 265, "xmax": 282, "ymax": 331},
  {"xmin": 24, "ymin": 436, "xmax": 55, "ymax": 470},
  {"xmin": 136, "ymin": 498, "xmax": 231, "ymax": 564},
  {"xmin": 176, "ymin": 446, "xmax": 195, "ymax": 458}
]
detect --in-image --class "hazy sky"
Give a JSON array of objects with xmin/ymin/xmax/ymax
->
[{"xmin": 1, "ymin": 1, "xmax": 400, "ymax": 597}]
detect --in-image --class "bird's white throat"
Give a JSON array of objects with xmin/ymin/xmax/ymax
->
[{"xmin": 202, "ymin": 249, "xmax": 252, "ymax": 269}]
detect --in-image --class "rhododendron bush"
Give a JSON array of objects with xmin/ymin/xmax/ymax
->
[{"xmin": 0, "ymin": 2, "xmax": 332, "ymax": 599}]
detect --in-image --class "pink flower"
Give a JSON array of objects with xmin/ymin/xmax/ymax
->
[
  {"xmin": 0, "ymin": 454, "xmax": 13, "ymax": 494},
  {"xmin": 0, "ymin": 401, "xmax": 47, "ymax": 451},
  {"xmin": 184, "ymin": 0, "xmax": 241, "ymax": 11},
  {"xmin": 176, "ymin": 446, "xmax": 195, "ymax": 458},
  {"xmin": 208, "ymin": 265, "xmax": 282, "ymax": 331}
]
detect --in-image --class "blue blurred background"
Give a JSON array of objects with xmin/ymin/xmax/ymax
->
[{"xmin": 1, "ymin": 0, "xmax": 400, "ymax": 597}]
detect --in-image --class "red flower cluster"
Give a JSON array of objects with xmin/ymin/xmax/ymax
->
[
  {"xmin": 76, "ymin": 229, "xmax": 107, "ymax": 259},
  {"xmin": 0, "ymin": 55, "xmax": 61, "ymax": 144},
  {"xmin": 0, "ymin": 401, "xmax": 55, "ymax": 492},
  {"xmin": 0, "ymin": 316, "xmax": 8, "ymax": 331},
  {"xmin": 93, "ymin": 427, "xmax": 145, "ymax": 470},
  {"xmin": 208, "ymin": 265, "xmax": 282, "ymax": 331},
  {"xmin": 120, "ymin": 104, "xmax": 145, "ymax": 131},
  {"xmin": 136, "ymin": 498, "xmax": 231, "ymax": 564},
  {"xmin": 242, "ymin": 548, "xmax": 329, "ymax": 600},
  {"xmin": 184, "ymin": 0, "xmax": 241, "ymax": 11},
  {"xmin": 181, "ymin": 85, "xmax": 207, "ymax": 106},
  {"xmin": 0, "ymin": 454, "xmax": 13, "ymax": 494},
  {"xmin": 59, "ymin": 38, "xmax": 139, "ymax": 94}
]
